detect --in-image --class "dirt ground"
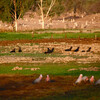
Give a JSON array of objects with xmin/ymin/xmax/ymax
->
[
  {"xmin": 0, "ymin": 38, "xmax": 100, "ymax": 64},
  {"xmin": 0, "ymin": 38, "xmax": 100, "ymax": 46},
  {"xmin": 0, "ymin": 75, "xmax": 73, "ymax": 99},
  {"xmin": 0, "ymin": 75, "xmax": 97, "ymax": 100},
  {"xmin": 0, "ymin": 39, "xmax": 100, "ymax": 99}
]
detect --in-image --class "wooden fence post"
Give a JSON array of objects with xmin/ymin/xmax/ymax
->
[
  {"xmin": 78, "ymin": 35, "xmax": 80, "ymax": 39},
  {"xmin": 95, "ymin": 34, "xmax": 97, "ymax": 40},
  {"xmin": 65, "ymin": 33, "xmax": 67, "ymax": 38},
  {"xmin": 51, "ymin": 34, "xmax": 53, "ymax": 38}
]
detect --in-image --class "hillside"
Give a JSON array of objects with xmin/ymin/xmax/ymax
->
[{"xmin": 0, "ymin": 11, "xmax": 100, "ymax": 31}]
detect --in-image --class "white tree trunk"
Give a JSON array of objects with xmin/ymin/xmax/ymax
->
[
  {"xmin": 13, "ymin": 0, "xmax": 18, "ymax": 32},
  {"xmin": 41, "ymin": 14, "xmax": 44, "ymax": 29},
  {"xmin": 42, "ymin": 20, "xmax": 44, "ymax": 29},
  {"xmin": 38, "ymin": 0, "xmax": 56, "ymax": 29},
  {"xmin": 15, "ymin": 20, "xmax": 17, "ymax": 32}
]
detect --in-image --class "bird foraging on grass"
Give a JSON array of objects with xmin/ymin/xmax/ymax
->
[
  {"xmin": 86, "ymin": 47, "xmax": 91, "ymax": 52},
  {"xmin": 75, "ymin": 74, "xmax": 83, "ymax": 84},
  {"xmin": 44, "ymin": 48, "xmax": 54, "ymax": 54},
  {"xmin": 73, "ymin": 47, "xmax": 80, "ymax": 52},
  {"xmin": 10, "ymin": 48, "xmax": 15, "ymax": 53},
  {"xmin": 46, "ymin": 75, "xmax": 51, "ymax": 82},
  {"xmin": 18, "ymin": 46, "xmax": 22, "ymax": 52},
  {"xmin": 89, "ymin": 76, "xmax": 95, "ymax": 84},
  {"xmin": 33, "ymin": 74, "xmax": 43, "ymax": 84},
  {"xmin": 46, "ymin": 75, "xmax": 55, "ymax": 82},
  {"xmin": 82, "ymin": 76, "xmax": 89, "ymax": 82},
  {"xmin": 65, "ymin": 46, "xmax": 72, "ymax": 51},
  {"xmin": 95, "ymin": 79, "xmax": 100, "ymax": 85}
]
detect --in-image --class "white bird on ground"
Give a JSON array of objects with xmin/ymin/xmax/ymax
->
[
  {"xmin": 45, "ymin": 75, "xmax": 55, "ymax": 82},
  {"xmin": 82, "ymin": 76, "xmax": 89, "ymax": 82},
  {"xmin": 89, "ymin": 76, "xmax": 95, "ymax": 84},
  {"xmin": 33, "ymin": 74, "xmax": 43, "ymax": 84},
  {"xmin": 46, "ymin": 75, "xmax": 50, "ymax": 82},
  {"xmin": 75, "ymin": 74, "xmax": 83, "ymax": 84},
  {"xmin": 95, "ymin": 79, "xmax": 100, "ymax": 85}
]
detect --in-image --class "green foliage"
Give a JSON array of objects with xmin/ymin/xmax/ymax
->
[
  {"xmin": 88, "ymin": 0, "xmax": 100, "ymax": 14},
  {"xmin": 52, "ymin": 4, "xmax": 65, "ymax": 16},
  {"xmin": 0, "ymin": 0, "xmax": 34, "ymax": 23},
  {"xmin": 65, "ymin": 0, "xmax": 86, "ymax": 14},
  {"xmin": 50, "ymin": 0, "xmax": 65, "ymax": 16},
  {"xmin": 0, "ymin": 0, "xmax": 100, "ymax": 24},
  {"xmin": 0, "ymin": 0, "xmax": 12, "ymax": 22}
]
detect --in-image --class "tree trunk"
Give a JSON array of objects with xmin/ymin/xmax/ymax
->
[
  {"xmin": 38, "ymin": 0, "xmax": 56, "ymax": 29},
  {"xmin": 13, "ymin": 0, "xmax": 17, "ymax": 32},
  {"xmin": 42, "ymin": 21, "xmax": 44, "ymax": 29},
  {"xmin": 15, "ymin": 19, "xmax": 17, "ymax": 32},
  {"xmin": 73, "ymin": 2, "xmax": 77, "ymax": 18},
  {"xmin": 41, "ymin": 15, "xmax": 44, "ymax": 29}
]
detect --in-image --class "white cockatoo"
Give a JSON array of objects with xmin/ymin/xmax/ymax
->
[
  {"xmin": 33, "ymin": 74, "xmax": 43, "ymax": 83},
  {"xmin": 82, "ymin": 76, "xmax": 89, "ymax": 82},
  {"xmin": 46, "ymin": 75, "xmax": 50, "ymax": 82},
  {"xmin": 95, "ymin": 79, "xmax": 100, "ymax": 85},
  {"xmin": 89, "ymin": 76, "xmax": 95, "ymax": 83},
  {"xmin": 75, "ymin": 74, "xmax": 83, "ymax": 84}
]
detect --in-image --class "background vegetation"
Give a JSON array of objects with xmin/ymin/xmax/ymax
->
[{"xmin": 0, "ymin": 0, "xmax": 100, "ymax": 23}]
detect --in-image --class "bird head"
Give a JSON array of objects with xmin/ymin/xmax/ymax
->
[
  {"xmin": 91, "ymin": 76, "xmax": 94, "ymax": 79},
  {"xmin": 47, "ymin": 75, "xmax": 49, "ymax": 77},
  {"xmin": 90, "ymin": 76, "xmax": 94, "ymax": 83},
  {"xmin": 79, "ymin": 74, "xmax": 83, "ymax": 78},
  {"xmin": 39, "ymin": 74, "xmax": 43, "ymax": 79},
  {"xmin": 46, "ymin": 75, "xmax": 50, "ymax": 81}
]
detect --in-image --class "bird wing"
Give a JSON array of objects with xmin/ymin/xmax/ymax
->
[
  {"xmin": 95, "ymin": 79, "xmax": 100, "ymax": 85},
  {"xmin": 47, "ymin": 48, "xmax": 51, "ymax": 52},
  {"xmin": 34, "ymin": 78, "xmax": 40, "ymax": 83}
]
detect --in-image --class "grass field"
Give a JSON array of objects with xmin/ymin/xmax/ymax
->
[
  {"xmin": 0, "ymin": 31, "xmax": 100, "ymax": 100},
  {"xmin": 0, "ymin": 62, "xmax": 100, "ymax": 100},
  {"xmin": 0, "ymin": 62, "xmax": 100, "ymax": 77},
  {"xmin": 0, "ymin": 32, "xmax": 100, "ymax": 40}
]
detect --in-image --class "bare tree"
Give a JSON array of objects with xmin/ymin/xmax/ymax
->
[
  {"xmin": 10, "ymin": 0, "xmax": 30, "ymax": 32},
  {"xmin": 38, "ymin": 0, "xmax": 56, "ymax": 29},
  {"xmin": 11, "ymin": 0, "xmax": 22, "ymax": 31},
  {"xmin": 10, "ymin": 0, "xmax": 17, "ymax": 31}
]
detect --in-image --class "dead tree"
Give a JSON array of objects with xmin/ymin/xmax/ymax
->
[{"xmin": 38, "ymin": 0, "xmax": 56, "ymax": 29}]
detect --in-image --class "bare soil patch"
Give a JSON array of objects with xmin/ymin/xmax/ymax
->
[
  {"xmin": 0, "ymin": 39, "xmax": 100, "ymax": 99},
  {"xmin": 68, "ymin": 67, "xmax": 100, "ymax": 72},
  {"xmin": 0, "ymin": 38, "xmax": 100, "ymax": 64},
  {"xmin": 0, "ymin": 75, "xmax": 94, "ymax": 100},
  {"xmin": 0, "ymin": 38, "xmax": 100, "ymax": 46}
]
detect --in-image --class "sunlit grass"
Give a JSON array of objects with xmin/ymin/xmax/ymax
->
[
  {"xmin": 0, "ymin": 32, "xmax": 33, "ymax": 41},
  {"xmin": 0, "ymin": 32, "xmax": 100, "ymax": 41},
  {"xmin": 0, "ymin": 62, "xmax": 100, "ymax": 77}
]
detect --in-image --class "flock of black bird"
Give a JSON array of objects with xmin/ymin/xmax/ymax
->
[
  {"xmin": 43, "ymin": 46, "xmax": 91, "ymax": 54},
  {"xmin": 65, "ymin": 46, "xmax": 91, "ymax": 52},
  {"xmin": 10, "ymin": 46, "xmax": 22, "ymax": 53},
  {"xmin": 10, "ymin": 46, "xmax": 91, "ymax": 54}
]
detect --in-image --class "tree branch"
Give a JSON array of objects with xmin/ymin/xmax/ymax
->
[
  {"xmin": 45, "ymin": 0, "xmax": 56, "ymax": 19},
  {"xmin": 10, "ymin": 11, "xmax": 15, "ymax": 19}
]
